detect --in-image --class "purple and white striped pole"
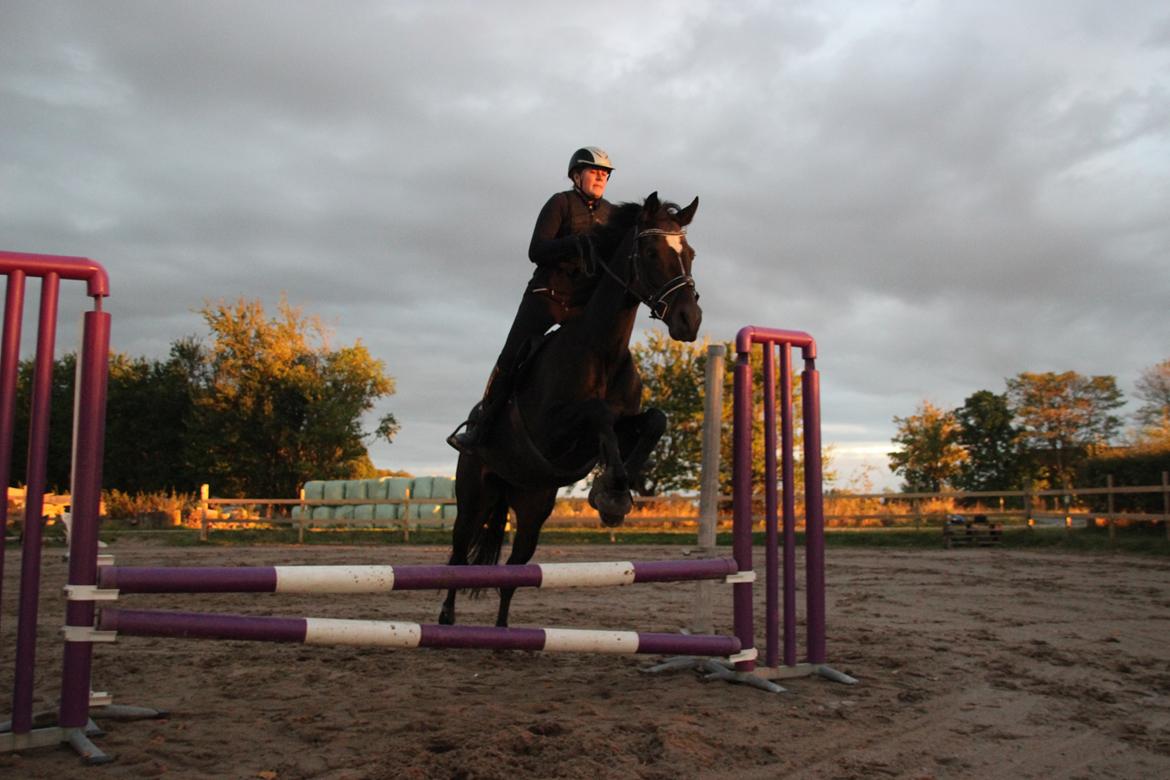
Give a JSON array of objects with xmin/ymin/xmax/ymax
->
[
  {"xmin": 97, "ymin": 608, "xmax": 745, "ymax": 659},
  {"xmin": 96, "ymin": 558, "xmax": 739, "ymax": 594}
]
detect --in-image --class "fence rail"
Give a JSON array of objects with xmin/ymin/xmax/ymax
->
[{"xmin": 187, "ymin": 474, "xmax": 1170, "ymax": 543}]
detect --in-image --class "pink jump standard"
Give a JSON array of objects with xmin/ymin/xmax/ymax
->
[{"xmin": 728, "ymin": 326, "xmax": 855, "ymax": 685}]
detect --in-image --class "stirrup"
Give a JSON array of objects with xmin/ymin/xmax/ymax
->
[{"xmin": 446, "ymin": 420, "xmax": 478, "ymax": 454}]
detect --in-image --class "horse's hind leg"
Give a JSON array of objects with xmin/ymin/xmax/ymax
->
[
  {"xmin": 494, "ymin": 487, "xmax": 557, "ymax": 628},
  {"xmin": 439, "ymin": 454, "xmax": 489, "ymax": 625}
]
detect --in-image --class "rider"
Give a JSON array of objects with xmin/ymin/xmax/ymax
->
[{"xmin": 447, "ymin": 146, "xmax": 616, "ymax": 453}]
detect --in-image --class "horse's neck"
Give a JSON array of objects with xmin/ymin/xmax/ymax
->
[{"xmin": 582, "ymin": 244, "xmax": 639, "ymax": 357}]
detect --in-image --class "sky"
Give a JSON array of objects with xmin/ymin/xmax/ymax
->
[{"xmin": 3, "ymin": 1, "xmax": 1168, "ymax": 492}]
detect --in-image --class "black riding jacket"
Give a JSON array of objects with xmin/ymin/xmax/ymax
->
[{"xmin": 526, "ymin": 189, "xmax": 612, "ymax": 307}]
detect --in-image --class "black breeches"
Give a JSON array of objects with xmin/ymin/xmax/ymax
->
[{"xmin": 494, "ymin": 292, "xmax": 568, "ymax": 375}]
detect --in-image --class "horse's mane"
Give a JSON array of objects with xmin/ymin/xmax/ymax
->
[
  {"xmin": 586, "ymin": 202, "xmax": 640, "ymax": 257},
  {"xmin": 588, "ymin": 198, "xmax": 684, "ymax": 258}
]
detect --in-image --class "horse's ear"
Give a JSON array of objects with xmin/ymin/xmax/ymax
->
[
  {"xmin": 675, "ymin": 196, "xmax": 699, "ymax": 227},
  {"xmin": 643, "ymin": 192, "xmax": 660, "ymax": 215}
]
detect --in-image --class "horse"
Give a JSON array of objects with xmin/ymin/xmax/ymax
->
[{"xmin": 439, "ymin": 192, "xmax": 702, "ymax": 628}]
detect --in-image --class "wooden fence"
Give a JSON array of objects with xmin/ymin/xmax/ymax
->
[{"xmin": 193, "ymin": 471, "xmax": 1170, "ymax": 543}]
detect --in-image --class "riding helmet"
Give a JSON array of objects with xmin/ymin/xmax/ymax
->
[{"xmin": 567, "ymin": 147, "xmax": 615, "ymax": 176}]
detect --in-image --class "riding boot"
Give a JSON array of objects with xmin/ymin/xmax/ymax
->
[{"xmin": 447, "ymin": 367, "xmax": 514, "ymax": 453}]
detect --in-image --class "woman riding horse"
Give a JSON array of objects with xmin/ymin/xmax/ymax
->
[
  {"xmin": 447, "ymin": 146, "xmax": 617, "ymax": 453},
  {"xmin": 439, "ymin": 190, "xmax": 701, "ymax": 628}
]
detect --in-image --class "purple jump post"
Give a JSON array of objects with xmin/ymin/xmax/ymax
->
[{"xmin": 733, "ymin": 325, "xmax": 828, "ymax": 673}]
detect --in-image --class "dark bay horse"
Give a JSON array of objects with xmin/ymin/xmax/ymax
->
[{"xmin": 439, "ymin": 192, "xmax": 702, "ymax": 628}]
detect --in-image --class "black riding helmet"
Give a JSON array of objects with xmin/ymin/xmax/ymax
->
[{"xmin": 567, "ymin": 147, "xmax": 615, "ymax": 177}]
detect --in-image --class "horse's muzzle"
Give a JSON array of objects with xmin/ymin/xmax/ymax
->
[{"xmin": 667, "ymin": 298, "xmax": 702, "ymax": 342}]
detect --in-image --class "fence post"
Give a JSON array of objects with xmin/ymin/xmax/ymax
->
[
  {"xmin": 912, "ymin": 498, "xmax": 921, "ymax": 531},
  {"xmin": 1062, "ymin": 486, "xmax": 1072, "ymax": 537},
  {"xmin": 1106, "ymin": 475, "xmax": 1116, "ymax": 547},
  {"xmin": 1163, "ymin": 471, "xmax": 1169, "ymax": 543},
  {"xmin": 401, "ymin": 491, "xmax": 411, "ymax": 543},
  {"xmin": 692, "ymin": 344, "xmax": 724, "ymax": 635},
  {"xmin": 200, "ymin": 483, "xmax": 210, "ymax": 542},
  {"xmin": 1024, "ymin": 481, "xmax": 1034, "ymax": 531},
  {"xmin": 297, "ymin": 487, "xmax": 306, "ymax": 544}
]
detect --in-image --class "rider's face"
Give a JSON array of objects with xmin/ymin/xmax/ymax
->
[{"xmin": 573, "ymin": 166, "xmax": 610, "ymax": 200}]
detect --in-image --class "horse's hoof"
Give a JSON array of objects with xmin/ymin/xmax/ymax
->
[{"xmin": 438, "ymin": 609, "xmax": 454, "ymax": 625}]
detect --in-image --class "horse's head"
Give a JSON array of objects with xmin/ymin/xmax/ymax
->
[{"xmin": 632, "ymin": 192, "xmax": 702, "ymax": 342}]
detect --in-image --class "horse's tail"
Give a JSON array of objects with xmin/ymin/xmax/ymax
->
[{"xmin": 467, "ymin": 490, "xmax": 509, "ymax": 567}]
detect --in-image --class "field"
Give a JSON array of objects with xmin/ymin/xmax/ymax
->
[{"xmin": 3, "ymin": 539, "xmax": 1169, "ymax": 779}]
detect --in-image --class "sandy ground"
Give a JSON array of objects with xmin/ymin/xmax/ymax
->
[{"xmin": 2, "ymin": 539, "xmax": 1169, "ymax": 779}]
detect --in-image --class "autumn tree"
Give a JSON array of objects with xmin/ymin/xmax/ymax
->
[
  {"xmin": 632, "ymin": 334, "xmax": 831, "ymax": 497},
  {"xmin": 1006, "ymin": 371, "xmax": 1124, "ymax": 487},
  {"xmin": 952, "ymin": 390, "xmax": 1026, "ymax": 492},
  {"xmin": 1133, "ymin": 358, "xmax": 1170, "ymax": 441},
  {"xmin": 630, "ymin": 331, "xmax": 706, "ymax": 494},
  {"xmin": 184, "ymin": 297, "xmax": 397, "ymax": 497},
  {"xmin": 888, "ymin": 401, "xmax": 967, "ymax": 492}
]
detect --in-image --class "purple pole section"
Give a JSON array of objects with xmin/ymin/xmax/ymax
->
[
  {"xmin": 418, "ymin": 624, "xmax": 547, "ymax": 651},
  {"xmin": 780, "ymin": 343, "xmax": 797, "ymax": 668},
  {"xmin": 0, "ymin": 250, "xmax": 110, "ymax": 299},
  {"xmin": 634, "ymin": 632, "xmax": 740, "ymax": 657},
  {"xmin": 0, "ymin": 270, "xmax": 26, "ymax": 634},
  {"xmin": 59, "ymin": 307, "xmax": 112, "ymax": 729},
  {"xmin": 632, "ymin": 558, "xmax": 739, "ymax": 583},
  {"xmin": 731, "ymin": 339, "xmax": 756, "ymax": 672},
  {"xmin": 762, "ymin": 342, "xmax": 779, "ymax": 669},
  {"xmin": 100, "ymin": 609, "xmax": 309, "ymax": 643},
  {"xmin": 100, "ymin": 566, "xmax": 281, "ymax": 593},
  {"xmin": 11, "ymin": 273, "xmax": 60, "ymax": 735},
  {"xmin": 803, "ymin": 359, "xmax": 827, "ymax": 664}
]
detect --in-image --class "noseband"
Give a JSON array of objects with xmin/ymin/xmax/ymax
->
[{"xmin": 591, "ymin": 226, "xmax": 697, "ymax": 321}]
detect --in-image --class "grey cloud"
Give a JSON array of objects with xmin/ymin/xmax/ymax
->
[{"xmin": 4, "ymin": 1, "xmax": 1168, "ymax": 489}]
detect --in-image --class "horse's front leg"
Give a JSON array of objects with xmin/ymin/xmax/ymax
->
[
  {"xmin": 575, "ymin": 400, "xmax": 634, "ymax": 524},
  {"xmin": 615, "ymin": 408, "xmax": 667, "ymax": 481}
]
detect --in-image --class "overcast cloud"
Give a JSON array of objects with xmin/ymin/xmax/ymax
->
[{"xmin": 3, "ymin": 1, "xmax": 1168, "ymax": 490}]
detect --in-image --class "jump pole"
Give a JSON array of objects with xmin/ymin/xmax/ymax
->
[
  {"xmin": 94, "ymin": 558, "xmax": 739, "ymax": 593},
  {"xmin": 94, "ymin": 609, "xmax": 743, "ymax": 658}
]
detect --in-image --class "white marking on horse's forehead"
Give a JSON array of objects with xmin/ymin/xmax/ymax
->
[{"xmin": 664, "ymin": 234, "xmax": 684, "ymax": 254}]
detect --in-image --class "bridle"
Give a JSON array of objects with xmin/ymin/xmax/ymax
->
[{"xmin": 590, "ymin": 225, "xmax": 697, "ymax": 321}]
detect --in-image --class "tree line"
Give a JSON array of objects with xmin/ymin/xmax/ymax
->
[
  {"xmin": 9, "ymin": 297, "xmax": 398, "ymax": 498},
  {"xmin": 889, "ymin": 360, "xmax": 1170, "ymax": 493}
]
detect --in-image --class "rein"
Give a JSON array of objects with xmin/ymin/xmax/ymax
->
[{"xmin": 589, "ymin": 225, "xmax": 696, "ymax": 321}]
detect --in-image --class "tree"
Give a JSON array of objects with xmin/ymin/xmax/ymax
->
[
  {"xmin": 184, "ymin": 296, "xmax": 397, "ymax": 497},
  {"xmin": 888, "ymin": 401, "xmax": 967, "ymax": 492},
  {"xmin": 1133, "ymin": 358, "xmax": 1170, "ymax": 441},
  {"xmin": 630, "ymin": 331, "xmax": 706, "ymax": 494},
  {"xmin": 102, "ymin": 349, "xmax": 198, "ymax": 493},
  {"xmin": 9, "ymin": 353, "xmax": 77, "ymax": 492},
  {"xmin": 952, "ymin": 390, "xmax": 1026, "ymax": 492},
  {"xmin": 631, "ymin": 334, "xmax": 832, "ymax": 497},
  {"xmin": 1006, "ymin": 371, "xmax": 1124, "ymax": 487}
]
